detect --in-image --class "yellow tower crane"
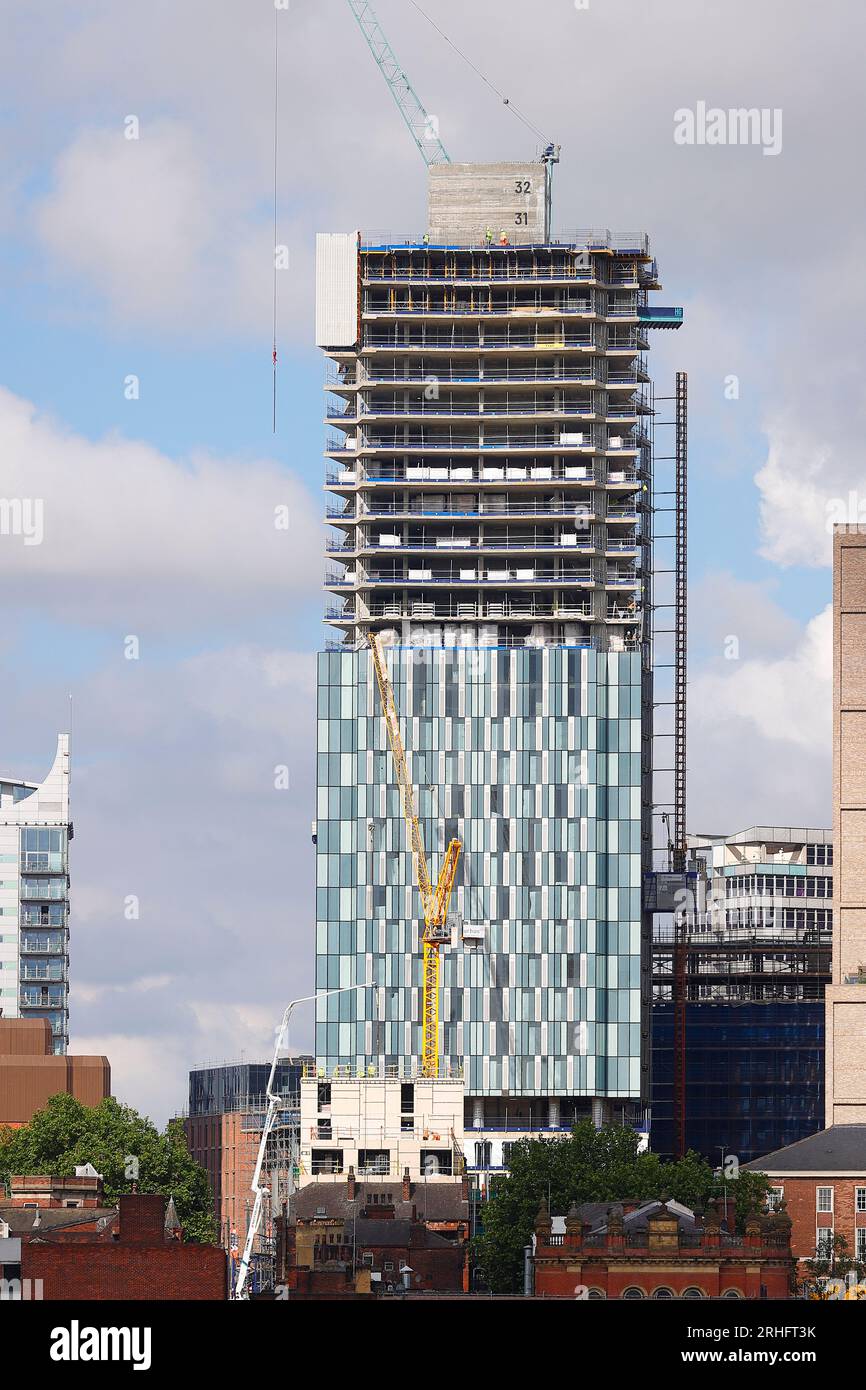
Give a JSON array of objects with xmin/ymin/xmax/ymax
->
[{"xmin": 368, "ymin": 633, "xmax": 461, "ymax": 1078}]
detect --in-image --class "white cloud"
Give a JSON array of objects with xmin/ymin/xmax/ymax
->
[
  {"xmin": 756, "ymin": 426, "xmax": 844, "ymax": 570},
  {"xmin": 0, "ymin": 385, "xmax": 320, "ymax": 627},
  {"xmin": 688, "ymin": 604, "xmax": 832, "ymax": 831},
  {"xmin": 692, "ymin": 604, "xmax": 831, "ymax": 751},
  {"xmin": 33, "ymin": 120, "xmax": 314, "ymax": 339}
]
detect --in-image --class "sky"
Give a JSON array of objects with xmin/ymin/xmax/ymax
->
[{"xmin": 0, "ymin": 0, "xmax": 860, "ymax": 1125}]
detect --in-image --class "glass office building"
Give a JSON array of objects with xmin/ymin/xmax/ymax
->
[
  {"xmin": 651, "ymin": 827, "xmax": 832, "ymax": 1161},
  {"xmin": 314, "ymin": 162, "xmax": 671, "ymax": 1123},
  {"xmin": 316, "ymin": 643, "xmax": 644, "ymax": 1098}
]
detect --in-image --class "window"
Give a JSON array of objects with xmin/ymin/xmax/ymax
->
[
  {"xmin": 311, "ymin": 1149, "xmax": 343, "ymax": 1175},
  {"xmin": 358, "ymin": 1149, "xmax": 390, "ymax": 1175},
  {"xmin": 384, "ymin": 1261, "xmax": 394, "ymax": 1272},
  {"xmin": 817, "ymin": 1186, "xmax": 833, "ymax": 1213},
  {"xmin": 652, "ymin": 1287, "xmax": 674, "ymax": 1299},
  {"xmin": 474, "ymin": 1141, "xmax": 492, "ymax": 1168},
  {"xmin": 856, "ymin": 1229, "xmax": 866, "ymax": 1261},
  {"xmin": 816, "ymin": 1228, "xmax": 834, "ymax": 1259},
  {"xmin": 682, "ymin": 1287, "xmax": 704, "ymax": 1299},
  {"xmin": 361, "ymin": 1252, "xmax": 374, "ymax": 1266},
  {"xmin": 587, "ymin": 1288, "xmax": 605, "ymax": 1299},
  {"xmin": 856, "ymin": 1187, "xmax": 866, "ymax": 1214},
  {"xmin": 767, "ymin": 1187, "xmax": 784, "ymax": 1212},
  {"xmin": 622, "ymin": 1287, "xmax": 644, "ymax": 1299},
  {"xmin": 420, "ymin": 1149, "xmax": 452, "ymax": 1176},
  {"xmin": 722, "ymin": 1289, "xmax": 743, "ymax": 1299}
]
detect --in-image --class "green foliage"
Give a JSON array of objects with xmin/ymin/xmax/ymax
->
[
  {"xmin": 0, "ymin": 1093, "xmax": 216, "ymax": 1244},
  {"xmin": 800, "ymin": 1233, "xmax": 866, "ymax": 1299},
  {"xmin": 473, "ymin": 1121, "xmax": 770, "ymax": 1293}
]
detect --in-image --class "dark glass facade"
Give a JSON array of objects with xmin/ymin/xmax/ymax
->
[
  {"xmin": 651, "ymin": 1003, "xmax": 824, "ymax": 1164},
  {"xmin": 188, "ymin": 1061, "xmax": 307, "ymax": 1118}
]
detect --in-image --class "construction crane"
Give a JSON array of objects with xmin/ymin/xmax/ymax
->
[
  {"xmin": 345, "ymin": 0, "xmax": 451, "ymax": 167},
  {"xmin": 368, "ymin": 633, "xmax": 461, "ymax": 1077}
]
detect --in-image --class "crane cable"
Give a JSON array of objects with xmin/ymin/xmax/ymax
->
[
  {"xmin": 272, "ymin": 4, "xmax": 280, "ymax": 433},
  {"xmin": 406, "ymin": 0, "xmax": 552, "ymax": 146}
]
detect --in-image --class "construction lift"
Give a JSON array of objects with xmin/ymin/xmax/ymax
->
[{"xmin": 368, "ymin": 633, "xmax": 461, "ymax": 1078}]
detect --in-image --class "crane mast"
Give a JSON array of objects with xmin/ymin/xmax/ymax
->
[
  {"xmin": 368, "ymin": 634, "xmax": 460, "ymax": 1077},
  {"xmin": 345, "ymin": 0, "xmax": 452, "ymax": 168}
]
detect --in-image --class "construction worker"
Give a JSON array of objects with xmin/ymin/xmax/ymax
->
[
  {"xmin": 422, "ymin": 232, "xmax": 430, "ymax": 247},
  {"xmin": 484, "ymin": 226, "xmax": 494, "ymax": 247},
  {"xmin": 499, "ymin": 229, "xmax": 510, "ymax": 246}
]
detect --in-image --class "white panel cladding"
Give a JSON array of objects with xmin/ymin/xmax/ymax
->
[{"xmin": 315, "ymin": 232, "xmax": 359, "ymax": 347}]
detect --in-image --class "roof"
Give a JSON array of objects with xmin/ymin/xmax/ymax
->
[
  {"xmin": 0, "ymin": 1206, "xmax": 117, "ymax": 1235},
  {"xmin": 550, "ymin": 1200, "xmax": 698, "ymax": 1236},
  {"xmin": 743, "ymin": 1125, "xmax": 866, "ymax": 1175},
  {"xmin": 291, "ymin": 1180, "xmax": 468, "ymax": 1225},
  {"xmin": 347, "ymin": 1218, "xmax": 455, "ymax": 1249},
  {"xmin": 689, "ymin": 827, "xmax": 831, "ymax": 848}
]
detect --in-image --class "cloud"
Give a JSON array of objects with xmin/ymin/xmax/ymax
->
[
  {"xmin": 54, "ymin": 642, "xmax": 319, "ymax": 1126},
  {"xmin": 689, "ymin": 571, "xmax": 801, "ymax": 661},
  {"xmin": 0, "ymin": 384, "xmax": 320, "ymax": 629},
  {"xmin": 688, "ymin": 603, "xmax": 832, "ymax": 831},
  {"xmin": 755, "ymin": 421, "xmax": 866, "ymax": 571},
  {"xmin": 33, "ymin": 118, "xmax": 319, "ymax": 341}
]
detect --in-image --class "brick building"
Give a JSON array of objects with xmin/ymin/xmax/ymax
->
[
  {"xmin": 532, "ymin": 1198, "xmax": 795, "ymax": 1299},
  {"xmin": 277, "ymin": 1167, "xmax": 470, "ymax": 1297},
  {"xmin": 0, "ymin": 1017, "xmax": 109, "ymax": 1127},
  {"xmin": 0, "ymin": 1178, "xmax": 226, "ymax": 1300},
  {"xmin": 743, "ymin": 1126, "xmax": 866, "ymax": 1266}
]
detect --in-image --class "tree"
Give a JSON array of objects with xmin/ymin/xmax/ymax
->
[
  {"xmin": 800, "ymin": 1233, "xmax": 866, "ymax": 1300},
  {"xmin": 0, "ymin": 1093, "xmax": 216, "ymax": 1243},
  {"xmin": 473, "ymin": 1121, "xmax": 770, "ymax": 1293}
]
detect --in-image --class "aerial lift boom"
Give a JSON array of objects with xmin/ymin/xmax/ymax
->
[{"xmin": 368, "ymin": 634, "xmax": 461, "ymax": 1077}]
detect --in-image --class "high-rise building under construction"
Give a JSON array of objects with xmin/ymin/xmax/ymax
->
[{"xmin": 315, "ymin": 163, "xmax": 678, "ymax": 1132}]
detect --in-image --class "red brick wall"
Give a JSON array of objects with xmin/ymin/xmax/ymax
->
[
  {"xmin": 536, "ymin": 1259, "xmax": 791, "ymax": 1299},
  {"xmin": 768, "ymin": 1176, "xmax": 866, "ymax": 1261},
  {"xmin": 23, "ymin": 1242, "xmax": 227, "ymax": 1301}
]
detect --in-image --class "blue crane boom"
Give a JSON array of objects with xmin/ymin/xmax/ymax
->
[{"xmin": 345, "ymin": 0, "xmax": 452, "ymax": 167}]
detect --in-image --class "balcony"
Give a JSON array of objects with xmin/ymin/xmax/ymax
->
[
  {"xmin": 362, "ymin": 264, "xmax": 596, "ymax": 284},
  {"xmin": 327, "ymin": 365, "xmax": 602, "ymax": 387},
  {"xmin": 329, "ymin": 537, "xmax": 595, "ymax": 557},
  {"xmin": 326, "ymin": 402, "xmax": 597, "ymax": 422},
  {"xmin": 361, "ymin": 333, "xmax": 597, "ymax": 353},
  {"xmin": 325, "ymin": 464, "xmax": 598, "ymax": 486},
  {"xmin": 20, "ymin": 936, "xmax": 66, "ymax": 955},
  {"xmin": 362, "ymin": 301, "xmax": 596, "ymax": 320},
  {"xmin": 21, "ymin": 987, "xmax": 66, "ymax": 1008},
  {"xmin": 359, "ymin": 599, "xmax": 595, "ymax": 622},
  {"xmin": 334, "ymin": 567, "xmax": 595, "ymax": 589},
  {"xmin": 19, "ymin": 853, "xmax": 67, "ymax": 873},
  {"xmin": 20, "ymin": 965, "xmax": 66, "ymax": 982}
]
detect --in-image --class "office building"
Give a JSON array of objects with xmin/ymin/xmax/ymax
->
[
  {"xmin": 0, "ymin": 1017, "xmax": 109, "ymax": 1127},
  {"xmin": 652, "ymin": 827, "xmax": 832, "ymax": 1162},
  {"xmin": 184, "ymin": 1057, "xmax": 309, "ymax": 1276},
  {"xmin": 827, "ymin": 526, "xmax": 866, "ymax": 1123},
  {"xmin": 315, "ymin": 161, "xmax": 679, "ymax": 1132}
]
